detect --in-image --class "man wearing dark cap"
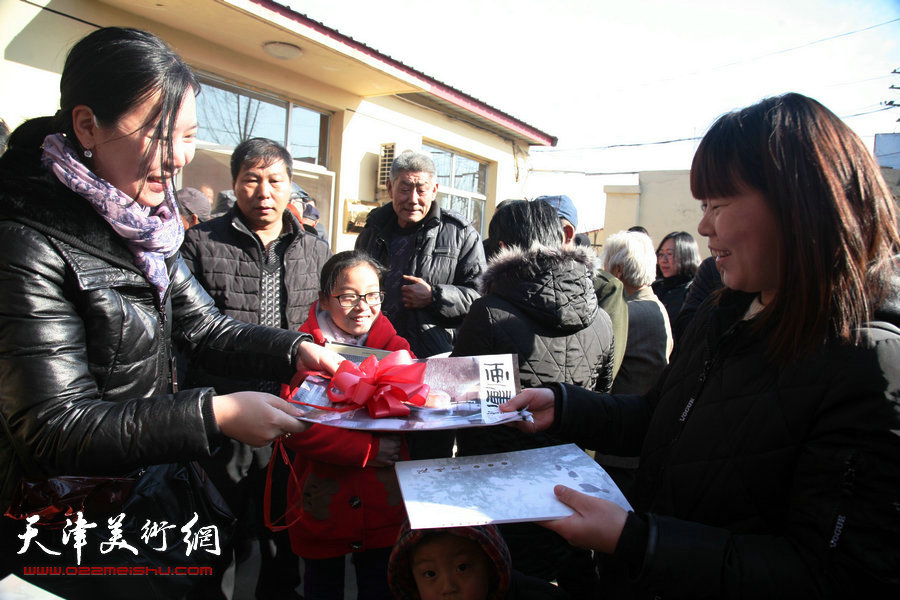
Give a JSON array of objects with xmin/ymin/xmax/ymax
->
[
  {"xmin": 175, "ymin": 186, "xmax": 211, "ymax": 229},
  {"xmin": 301, "ymin": 201, "xmax": 319, "ymax": 232}
]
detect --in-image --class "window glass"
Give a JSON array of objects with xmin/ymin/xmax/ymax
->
[
  {"xmin": 439, "ymin": 193, "xmax": 471, "ymax": 218},
  {"xmin": 290, "ymin": 105, "xmax": 327, "ymax": 165},
  {"xmin": 453, "ymin": 154, "xmax": 486, "ymax": 194},
  {"xmin": 196, "ymin": 83, "xmax": 285, "ymax": 147},
  {"xmin": 425, "ymin": 144, "xmax": 452, "ymax": 187},
  {"xmin": 471, "ymin": 198, "xmax": 485, "ymax": 237},
  {"xmin": 196, "ymin": 76, "xmax": 329, "ymax": 167},
  {"xmin": 426, "ymin": 143, "xmax": 489, "ymax": 236}
]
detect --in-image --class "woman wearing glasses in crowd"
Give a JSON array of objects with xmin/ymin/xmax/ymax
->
[
  {"xmin": 279, "ymin": 251, "xmax": 410, "ymax": 600},
  {"xmin": 652, "ymin": 230, "xmax": 701, "ymax": 323},
  {"xmin": 503, "ymin": 93, "xmax": 900, "ymax": 598}
]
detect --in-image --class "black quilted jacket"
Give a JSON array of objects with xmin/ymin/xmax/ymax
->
[
  {"xmin": 551, "ymin": 281, "xmax": 900, "ymax": 598},
  {"xmin": 180, "ymin": 207, "xmax": 329, "ymax": 333},
  {"xmin": 0, "ymin": 132, "xmax": 306, "ymax": 511},
  {"xmin": 355, "ymin": 201, "xmax": 484, "ymax": 357},
  {"xmin": 452, "ymin": 244, "xmax": 614, "ymax": 456},
  {"xmin": 179, "ymin": 207, "xmax": 329, "ymax": 394},
  {"xmin": 451, "ymin": 244, "xmax": 614, "ymax": 585}
]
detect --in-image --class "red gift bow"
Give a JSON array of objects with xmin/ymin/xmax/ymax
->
[{"xmin": 327, "ymin": 350, "xmax": 429, "ymax": 418}]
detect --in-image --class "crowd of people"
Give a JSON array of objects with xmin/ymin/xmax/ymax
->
[{"xmin": 0, "ymin": 26, "xmax": 898, "ymax": 600}]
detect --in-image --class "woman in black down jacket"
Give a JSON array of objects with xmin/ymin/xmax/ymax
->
[
  {"xmin": 503, "ymin": 93, "xmax": 900, "ymax": 598},
  {"xmin": 0, "ymin": 28, "xmax": 339, "ymax": 599},
  {"xmin": 452, "ymin": 199, "xmax": 613, "ymax": 598}
]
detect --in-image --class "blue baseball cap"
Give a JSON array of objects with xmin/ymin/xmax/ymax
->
[{"xmin": 536, "ymin": 195, "xmax": 578, "ymax": 229}]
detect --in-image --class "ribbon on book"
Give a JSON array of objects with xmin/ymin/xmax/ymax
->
[{"xmin": 327, "ymin": 350, "xmax": 429, "ymax": 418}]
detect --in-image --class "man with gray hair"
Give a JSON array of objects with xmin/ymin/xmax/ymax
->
[{"xmin": 355, "ymin": 149, "xmax": 485, "ymax": 457}]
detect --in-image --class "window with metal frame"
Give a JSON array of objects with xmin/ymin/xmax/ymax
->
[
  {"xmin": 423, "ymin": 142, "xmax": 488, "ymax": 236},
  {"xmin": 195, "ymin": 74, "xmax": 330, "ymax": 167}
]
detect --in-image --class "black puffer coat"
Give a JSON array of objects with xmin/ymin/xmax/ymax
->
[
  {"xmin": 180, "ymin": 207, "xmax": 329, "ymax": 333},
  {"xmin": 453, "ymin": 244, "xmax": 614, "ymax": 454},
  {"xmin": 652, "ymin": 272, "xmax": 693, "ymax": 324},
  {"xmin": 550, "ymin": 280, "xmax": 900, "ymax": 598},
  {"xmin": 355, "ymin": 201, "xmax": 484, "ymax": 357},
  {"xmin": 0, "ymin": 135, "xmax": 306, "ymax": 511},
  {"xmin": 180, "ymin": 207, "xmax": 329, "ymax": 395},
  {"xmin": 452, "ymin": 244, "xmax": 614, "ymax": 591}
]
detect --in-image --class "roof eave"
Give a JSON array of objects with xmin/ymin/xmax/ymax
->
[{"xmin": 252, "ymin": 0, "xmax": 557, "ymax": 147}]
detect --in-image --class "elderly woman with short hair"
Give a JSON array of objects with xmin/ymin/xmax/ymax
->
[{"xmin": 601, "ymin": 230, "xmax": 673, "ymax": 394}]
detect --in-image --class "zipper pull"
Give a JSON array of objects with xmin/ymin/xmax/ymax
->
[{"xmin": 698, "ymin": 359, "xmax": 711, "ymax": 384}]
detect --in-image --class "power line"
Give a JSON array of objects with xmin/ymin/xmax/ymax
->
[
  {"xmin": 528, "ymin": 168, "xmax": 640, "ymax": 176},
  {"xmin": 647, "ymin": 17, "xmax": 900, "ymax": 87},
  {"xmin": 727, "ymin": 17, "xmax": 900, "ymax": 65},
  {"xmin": 533, "ymin": 137, "xmax": 701, "ymax": 153},
  {"xmin": 534, "ymin": 103, "xmax": 895, "ymax": 153},
  {"xmin": 842, "ymin": 106, "xmax": 896, "ymax": 119}
]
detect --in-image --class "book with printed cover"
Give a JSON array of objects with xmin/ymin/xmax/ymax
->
[
  {"xmin": 288, "ymin": 350, "xmax": 530, "ymax": 432},
  {"xmin": 395, "ymin": 444, "xmax": 633, "ymax": 529}
]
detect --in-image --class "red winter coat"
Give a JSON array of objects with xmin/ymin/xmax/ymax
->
[{"xmin": 281, "ymin": 303, "xmax": 411, "ymax": 558}]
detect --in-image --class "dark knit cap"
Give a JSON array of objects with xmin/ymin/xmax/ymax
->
[{"xmin": 388, "ymin": 520, "xmax": 512, "ymax": 600}]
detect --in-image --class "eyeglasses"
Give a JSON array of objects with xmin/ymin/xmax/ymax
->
[{"xmin": 332, "ymin": 291, "xmax": 385, "ymax": 308}]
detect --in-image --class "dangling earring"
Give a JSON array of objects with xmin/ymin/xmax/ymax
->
[{"xmin": 83, "ymin": 148, "xmax": 93, "ymax": 158}]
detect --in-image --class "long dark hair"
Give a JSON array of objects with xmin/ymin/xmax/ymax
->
[
  {"xmin": 655, "ymin": 231, "xmax": 701, "ymax": 279},
  {"xmin": 56, "ymin": 27, "xmax": 198, "ymax": 193},
  {"xmin": 691, "ymin": 92, "xmax": 900, "ymax": 363}
]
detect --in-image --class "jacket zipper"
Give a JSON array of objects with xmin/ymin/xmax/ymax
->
[{"xmin": 649, "ymin": 323, "xmax": 742, "ymax": 511}]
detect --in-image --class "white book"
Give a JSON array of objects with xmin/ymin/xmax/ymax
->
[{"xmin": 395, "ymin": 444, "xmax": 633, "ymax": 529}]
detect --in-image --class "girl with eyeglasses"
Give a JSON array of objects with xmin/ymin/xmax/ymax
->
[{"xmin": 279, "ymin": 250, "xmax": 411, "ymax": 600}]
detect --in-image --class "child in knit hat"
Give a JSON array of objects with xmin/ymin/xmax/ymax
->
[{"xmin": 388, "ymin": 521, "xmax": 570, "ymax": 600}]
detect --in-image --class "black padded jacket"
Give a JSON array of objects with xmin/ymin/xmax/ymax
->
[
  {"xmin": 180, "ymin": 207, "xmax": 330, "ymax": 334},
  {"xmin": 179, "ymin": 207, "xmax": 330, "ymax": 394},
  {"xmin": 548, "ymin": 279, "xmax": 900, "ymax": 598},
  {"xmin": 354, "ymin": 201, "xmax": 484, "ymax": 357},
  {"xmin": 453, "ymin": 244, "xmax": 614, "ymax": 457}
]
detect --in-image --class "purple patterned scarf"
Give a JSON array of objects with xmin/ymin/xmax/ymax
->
[{"xmin": 41, "ymin": 133, "xmax": 184, "ymax": 303}]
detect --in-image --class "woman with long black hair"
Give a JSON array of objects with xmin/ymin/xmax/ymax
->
[{"xmin": 504, "ymin": 93, "xmax": 900, "ymax": 598}]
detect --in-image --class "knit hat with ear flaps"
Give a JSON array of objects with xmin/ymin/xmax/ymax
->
[{"xmin": 388, "ymin": 520, "xmax": 512, "ymax": 600}]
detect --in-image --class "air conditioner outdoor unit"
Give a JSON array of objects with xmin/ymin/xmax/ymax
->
[{"xmin": 377, "ymin": 143, "xmax": 396, "ymax": 191}]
